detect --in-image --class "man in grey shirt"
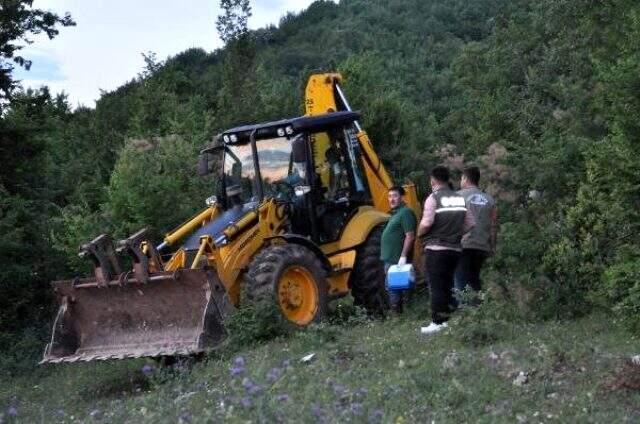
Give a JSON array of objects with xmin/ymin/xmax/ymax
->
[{"xmin": 454, "ymin": 166, "xmax": 498, "ymax": 298}]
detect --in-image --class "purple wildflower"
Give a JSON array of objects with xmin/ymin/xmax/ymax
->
[
  {"xmin": 275, "ymin": 394, "xmax": 291, "ymax": 403},
  {"xmin": 54, "ymin": 409, "xmax": 66, "ymax": 418},
  {"xmin": 7, "ymin": 406, "xmax": 18, "ymax": 417},
  {"xmin": 229, "ymin": 366, "xmax": 245, "ymax": 377},
  {"xmin": 332, "ymin": 400, "xmax": 346, "ymax": 411},
  {"xmin": 266, "ymin": 367, "xmax": 283, "ymax": 383},
  {"xmin": 178, "ymin": 411, "xmax": 192, "ymax": 423},
  {"xmin": 311, "ymin": 404, "xmax": 325, "ymax": 420},
  {"xmin": 248, "ymin": 384, "xmax": 262, "ymax": 395},
  {"xmin": 350, "ymin": 402, "xmax": 364, "ymax": 416},
  {"xmin": 233, "ymin": 356, "xmax": 245, "ymax": 367},
  {"xmin": 355, "ymin": 387, "xmax": 369, "ymax": 398},
  {"xmin": 369, "ymin": 409, "xmax": 384, "ymax": 422},
  {"xmin": 141, "ymin": 364, "xmax": 154, "ymax": 376},
  {"xmin": 281, "ymin": 359, "xmax": 291, "ymax": 368},
  {"xmin": 241, "ymin": 377, "xmax": 262, "ymax": 395},
  {"xmin": 332, "ymin": 384, "xmax": 346, "ymax": 395},
  {"xmin": 240, "ymin": 397, "xmax": 252, "ymax": 408}
]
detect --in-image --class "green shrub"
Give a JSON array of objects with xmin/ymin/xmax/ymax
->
[
  {"xmin": 225, "ymin": 301, "xmax": 290, "ymax": 348},
  {"xmin": 540, "ymin": 236, "xmax": 594, "ymax": 319},
  {"xmin": 0, "ymin": 326, "xmax": 49, "ymax": 378},
  {"xmin": 225, "ymin": 297, "xmax": 372, "ymax": 349},
  {"xmin": 450, "ymin": 287, "xmax": 520, "ymax": 347},
  {"xmin": 327, "ymin": 300, "xmax": 370, "ymax": 326},
  {"xmin": 106, "ymin": 135, "xmax": 213, "ymax": 241},
  {"xmin": 601, "ymin": 256, "xmax": 640, "ymax": 332}
]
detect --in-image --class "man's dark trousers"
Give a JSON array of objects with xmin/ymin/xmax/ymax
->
[
  {"xmin": 425, "ymin": 249, "xmax": 460, "ymax": 324},
  {"xmin": 454, "ymin": 248, "xmax": 488, "ymax": 293}
]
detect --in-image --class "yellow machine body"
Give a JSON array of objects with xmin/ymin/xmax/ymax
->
[{"xmin": 42, "ymin": 73, "xmax": 422, "ymax": 364}]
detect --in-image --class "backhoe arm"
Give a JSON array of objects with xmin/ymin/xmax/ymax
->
[{"xmin": 304, "ymin": 73, "xmax": 415, "ymax": 214}]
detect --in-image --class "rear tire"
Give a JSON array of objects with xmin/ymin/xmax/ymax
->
[
  {"xmin": 350, "ymin": 226, "xmax": 389, "ymax": 315},
  {"xmin": 244, "ymin": 243, "xmax": 328, "ymax": 330}
]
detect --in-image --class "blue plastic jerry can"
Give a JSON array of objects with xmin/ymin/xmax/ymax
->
[{"xmin": 387, "ymin": 264, "xmax": 415, "ymax": 290}]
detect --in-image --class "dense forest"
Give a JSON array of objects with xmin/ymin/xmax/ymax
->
[{"xmin": 1, "ymin": 0, "xmax": 639, "ymax": 368}]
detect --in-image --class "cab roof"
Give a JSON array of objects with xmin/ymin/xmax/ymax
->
[{"xmin": 217, "ymin": 111, "xmax": 360, "ymax": 145}]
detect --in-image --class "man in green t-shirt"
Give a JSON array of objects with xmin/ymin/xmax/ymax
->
[{"xmin": 380, "ymin": 186, "xmax": 417, "ymax": 313}]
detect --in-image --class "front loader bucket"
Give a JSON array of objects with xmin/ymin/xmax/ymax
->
[{"xmin": 42, "ymin": 268, "xmax": 233, "ymax": 364}]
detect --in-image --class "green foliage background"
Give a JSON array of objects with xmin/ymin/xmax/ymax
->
[{"xmin": 2, "ymin": 0, "xmax": 640, "ymax": 352}]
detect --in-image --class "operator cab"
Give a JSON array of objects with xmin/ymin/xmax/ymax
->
[{"xmin": 198, "ymin": 111, "xmax": 371, "ymax": 244}]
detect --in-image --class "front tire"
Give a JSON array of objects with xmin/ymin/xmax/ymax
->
[
  {"xmin": 349, "ymin": 226, "xmax": 389, "ymax": 315},
  {"xmin": 244, "ymin": 244, "xmax": 328, "ymax": 328}
]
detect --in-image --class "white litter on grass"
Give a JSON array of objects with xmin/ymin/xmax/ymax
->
[
  {"xmin": 443, "ymin": 352, "xmax": 460, "ymax": 369},
  {"xmin": 513, "ymin": 371, "xmax": 528, "ymax": 386},
  {"xmin": 631, "ymin": 355, "xmax": 640, "ymax": 366},
  {"xmin": 174, "ymin": 392, "xmax": 197, "ymax": 404},
  {"xmin": 301, "ymin": 353, "xmax": 316, "ymax": 363}
]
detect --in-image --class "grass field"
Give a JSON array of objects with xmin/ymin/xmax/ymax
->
[{"xmin": 1, "ymin": 297, "xmax": 639, "ymax": 423}]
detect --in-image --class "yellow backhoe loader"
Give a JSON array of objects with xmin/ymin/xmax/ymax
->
[{"xmin": 42, "ymin": 73, "xmax": 422, "ymax": 363}]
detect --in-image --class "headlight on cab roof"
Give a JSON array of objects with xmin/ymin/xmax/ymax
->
[{"xmin": 205, "ymin": 195, "xmax": 217, "ymax": 206}]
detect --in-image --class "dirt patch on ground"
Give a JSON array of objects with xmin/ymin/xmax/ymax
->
[{"xmin": 602, "ymin": 360, "xmax": 640, "ymax": 392}]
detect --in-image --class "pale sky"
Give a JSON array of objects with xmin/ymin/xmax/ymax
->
[{"xmin": 13, "ymin": 0, "xmax": 318, "ymax": 108}]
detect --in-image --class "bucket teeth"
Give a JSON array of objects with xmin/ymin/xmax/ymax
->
[
  {"xmin": 40, "ymin": 347, "xmax": 208, "ymax": 364},
  {"xmin": 79, "ymin": 234, "xmax": 122, "ymax": 285},
  {"xmin": 117, "ymin": 228, "xmax": 151, "ymax": 284},
  {"xmin": 76, "ymin": 229, "xmax": 164, "ymax": 289}
]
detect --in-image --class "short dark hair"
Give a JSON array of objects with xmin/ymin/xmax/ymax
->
[
  {"xmin": 388, "ymin": 185, "xmax": 406, "ymax": 196},
  {"xmin": 430, "ymin": 165, "xmax": 450, "ymax": 183},
  {"xmin": 462, "ymin": 166, "xmax": 481, "ymax": 185}
]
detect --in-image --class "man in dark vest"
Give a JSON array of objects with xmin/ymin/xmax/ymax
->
[{"xmin": 418, "ymin": 165, "xmax": 475, "ymax": 334}]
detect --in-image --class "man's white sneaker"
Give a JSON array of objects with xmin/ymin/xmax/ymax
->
[{"xmin": 420, "ymin": 321, "xmax": 448, "ymax": 335}]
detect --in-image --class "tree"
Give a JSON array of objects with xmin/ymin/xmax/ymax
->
[
  {"xmin": 0, "ymin": 89, "xmax": 69, "ymax": 337},
  {"xmin": 214, "ymin": 0, "xmax": 257, "ymax": 125},
  {"xmin": 216, "ymin": 0, "xmax": 252, "ymax": 44},
  {"xmin": 0, "ymin": 0, "xmax": 75, "ymax": 107}
]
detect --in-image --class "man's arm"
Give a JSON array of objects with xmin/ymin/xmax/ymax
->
[
  {"xmin": 398, "ymin": 209, "xmax": 417, "ymax": 265},
  {"xmin": 417, "ymin": 195, "xmax": 436, "ymax": 238},
  {"xmin": 400, "ymin": 231, "xmax": 415, "ymax": 261},
  {"xmin": 490, "ymin": 205, "xmax": 498, "ymax": 254},
  {"xmin": 462, "ymin": 205, "xmax": 475, "ymax": 234}
]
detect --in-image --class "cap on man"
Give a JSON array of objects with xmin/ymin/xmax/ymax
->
[
  {"xmin": 454, "ymin": 166, "xmax": 497, "ymax": 298},
  {"xmin": 417, "ymin": 165, "xmax": 474, "ymax": 334}
]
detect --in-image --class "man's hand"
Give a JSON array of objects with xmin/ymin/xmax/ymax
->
[{"xmin": 398, "ymin": 257, "xmax": 407, "ymax": 266}]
